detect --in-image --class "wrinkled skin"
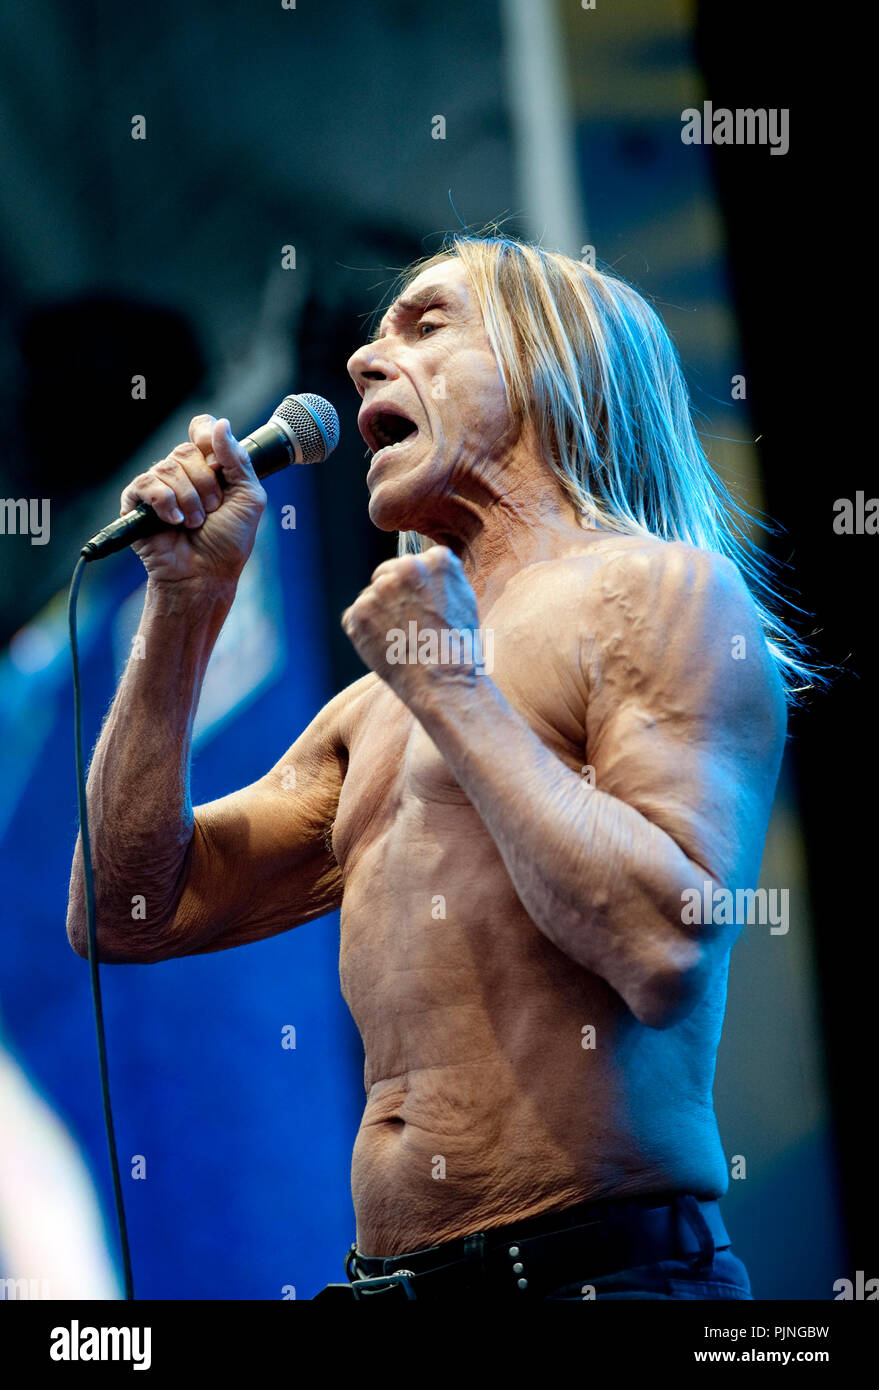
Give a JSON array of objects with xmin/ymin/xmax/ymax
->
[{"xmin": 68, "ymin": 260, "xmax": 787, "ymax": 1258}]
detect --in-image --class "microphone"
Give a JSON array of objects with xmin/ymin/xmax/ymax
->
[{"xmin": 81, "ymin": 393, "xmax": 340, "ymax": 561}]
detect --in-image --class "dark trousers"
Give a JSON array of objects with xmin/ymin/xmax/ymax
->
[
  {"xmin": 314, "ymin": 1192, "xmax": 753, "ymax": 1302},
  {"xmin": 542, "ymin": 1246, "xmax": 752, "ymax": 1300}
]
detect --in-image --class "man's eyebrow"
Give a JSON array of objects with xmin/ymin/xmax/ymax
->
[{"xmin": 371, "ymin": 288, "xmax": 459, "ymax": 342}]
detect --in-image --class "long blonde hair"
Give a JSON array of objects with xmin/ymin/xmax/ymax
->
[{"xmin": 374, "ymin": 232, "xmax": 825, "ymax": 707}]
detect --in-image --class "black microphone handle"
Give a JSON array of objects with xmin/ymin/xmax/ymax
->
[{"xmin": 81, "ymin": 422, "xmax": 295, "ymax": 561}]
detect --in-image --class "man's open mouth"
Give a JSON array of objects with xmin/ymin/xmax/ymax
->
[{"xmin": 368, "ymin": 411, "xmax": 419, "ymax": 455}]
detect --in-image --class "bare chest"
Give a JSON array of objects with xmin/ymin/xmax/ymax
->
[{"xmin": 331, "ymin": 606, "xmax": 588, "ymax": 875}]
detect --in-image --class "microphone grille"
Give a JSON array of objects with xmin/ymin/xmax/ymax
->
[{"xmin": 272, "ymin": 393, "xmax": 340, "ymax": 464}]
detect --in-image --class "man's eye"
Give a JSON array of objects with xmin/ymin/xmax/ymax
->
[{"xmin": 418, "ymin": 320, "xmax": 441, "ymax": 336}]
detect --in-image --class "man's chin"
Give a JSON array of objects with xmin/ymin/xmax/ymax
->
[{"xmin": 367, "ymin": 480, "xmax": 426, "ymax": 536}]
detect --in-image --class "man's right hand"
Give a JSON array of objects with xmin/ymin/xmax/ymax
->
[{"xmin": 120, "ymin": 414, "xmax": 267, "ymax": 584}]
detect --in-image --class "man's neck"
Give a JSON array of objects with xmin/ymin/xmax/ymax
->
[{"xmin": 426, "ymin": 489, "xmax": 591, "ymax": 612}]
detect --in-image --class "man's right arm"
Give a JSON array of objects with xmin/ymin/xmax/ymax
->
[
  {"xmin": 66, "ymin": 411, "xmax": 363, "ymax": 964},
  {"xmin": 66, "ymin": 588, "xmax": 366, "ymax": 963},
  {"xmin": 159, "ymin": 676, "xmax": 368, "ymax": 960}
]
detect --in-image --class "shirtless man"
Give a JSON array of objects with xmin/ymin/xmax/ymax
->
[{"xmin": 67, "ymin": 243, "xmax": 787, "ymax": 1302}]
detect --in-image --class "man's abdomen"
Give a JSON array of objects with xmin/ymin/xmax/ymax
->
[{"xmin": 338, "ymin": 807, "xmax": 730, "ymax": 1259}]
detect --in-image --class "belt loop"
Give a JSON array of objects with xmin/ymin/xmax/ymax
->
[{"xmin": 675, "ymin": 1195, "xmax": 715, "ymax": 1272}]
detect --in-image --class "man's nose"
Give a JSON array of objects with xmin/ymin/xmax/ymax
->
[{"xmin": 346, "ymin": 342, "xmax": 399, "ymax": 394}]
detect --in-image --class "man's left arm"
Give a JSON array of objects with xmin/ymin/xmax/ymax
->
[{"xmin": 342, "ymin": 543, "xmax": 788, "ymax": 1028}]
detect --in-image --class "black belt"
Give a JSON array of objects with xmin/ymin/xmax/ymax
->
[{"xmin": 323, "ymin": 1192, "xmax": 730, "ymax": 1302}]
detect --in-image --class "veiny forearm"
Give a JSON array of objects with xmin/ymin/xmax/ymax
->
[
  {"xmin": 67, "ymin": 577, "xmax": 237, "ymax": 956},
  {"xmin": 410, "ymin": 673, "xmax": 710, "ymax": 1026}
]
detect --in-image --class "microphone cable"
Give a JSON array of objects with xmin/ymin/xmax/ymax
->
[{"xmin": 68, "ymin": 554, "xmax": 135, "ymax": 1301}]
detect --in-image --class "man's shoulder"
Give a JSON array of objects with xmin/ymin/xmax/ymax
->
[
  {"xmin": 570, "ymin": 537, "xmax": 786, "ymax": 744},
  {"xmin": 534, "ymin": 535, "xmax": 751, "ymax": 628},
  {"xmin": 541, "ymin": 535, "xmax": 780, "ymax": 702},
  {"xmin": 302, "ymin": 671, "xmax": 383, "ymax": 759},
  {"xmin": 606, "ymin": 538, "xmax": 755, "ymax": 630}
]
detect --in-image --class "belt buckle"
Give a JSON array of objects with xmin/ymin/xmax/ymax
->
[{"xmin": 350, "ymin": 1267, "xmax": 417, "ymax": 1301}]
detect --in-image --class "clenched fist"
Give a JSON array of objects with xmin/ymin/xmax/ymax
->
[
  {"xmin": 120, "ymin": 414, "xmax": 267, "ymax": 585},
  {"xmin": 341, "ymin": 546, "xmax": 489, "ymax": 705}
]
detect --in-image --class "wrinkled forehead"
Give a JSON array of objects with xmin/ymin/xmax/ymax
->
[{"xmin": 372, "ymin": 259, "xmax": 473, "ymax": 342}]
